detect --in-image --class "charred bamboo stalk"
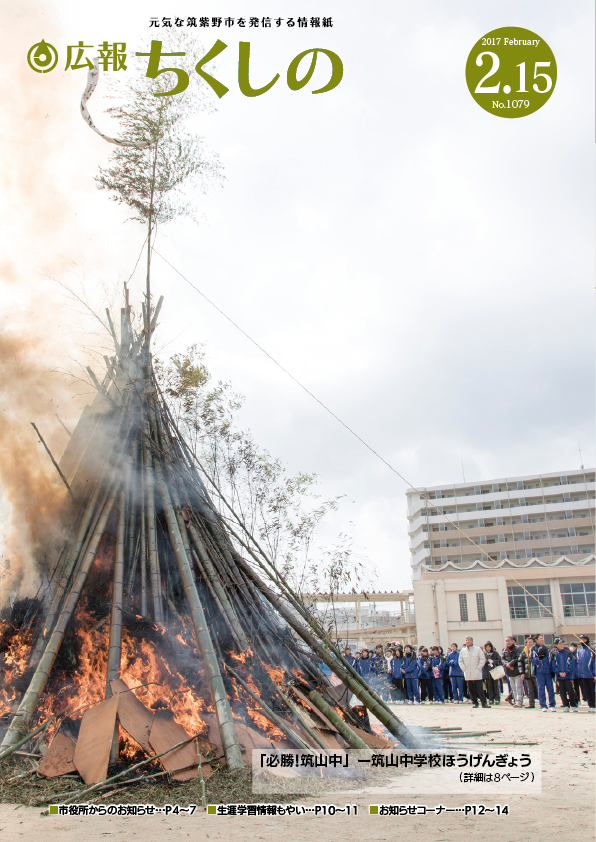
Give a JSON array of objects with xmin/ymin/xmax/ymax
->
[
  {"xmin": 191, "ymin": 548, "xmax": 240, "ymax": 645},
  {"xmin": 106, "ymin": 490, "xmax": 126, "ymax": 687},
  {"xmin": 126, "ymin": 440, "xmax": 138, "ymax": 572},
  {"xmin": 142, "ymin": 421, "xmax": 163, "ymax": 625},
  {"xmin": 1, "ymin": 481, "xmax": 121, "ymax": 749},
  {"xmin": 224, "ymin": 664, "xmax": 313, "ymax": 753},
  {"xmin": 232, "ymin": 554, "xmax": 421, "ymax": 749},
  {"xmin": 187, "ymin": 521, "xmax": 249, "ymax": 649},
  {"xmin": 0, "ymin": 715, "xmax": 56, "ymax": 764},
  {"xmin": 306, "ymin": 690, "xmax": 368, "ymax": 749},
  {"xmin": 151, "ymin": 452, "xmax": 244, "ymax": 774},
  {"xmin": 275, "ymin": 686, "xmax": 330, "ymax": 753},
  {"xmin": 140, "ymin": 481, "xmax": 147, "ymax": 617},
  {"xmin": 29, "ymin": 474, "xmax": 107, "ymax": 666},
  {"xmin": 106, "ymin": 489, "xmax": 126, "ymax": 763}
]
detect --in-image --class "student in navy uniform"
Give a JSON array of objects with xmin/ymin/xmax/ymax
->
[
  {"xmin": 371, "ymin": 644, "xmax": 389, "ymax": 700},
  {"xmin": 552, "ymin": 638, "xmax": 578, "ymax": 712},
  {"xmin": 445, "ymin": 643, "xmax": 465, "ymax": 703},
  {"xmin": 568, "ymin": 642, "xmax": 580, "ymax": 702},
  {"xmin": 402, "ymin": 644, "xmax": 420, "ymax": 704},
  {"xmin": 439, "ymin": 646, "xmax": 453, "ymax": 701},
  {"xmin": 429, "ymin": 646, "xmax": 445, "ymax": 703},
  {"xmin": 576, "ymin": 634, "xmax": 596, "ymax": 711},
  {"xmin": 356, "ymin": 647, "xmax": 372, "ymax": 681},
  {"xmin": 417, "ymin": 647, "xmax": 434, "ymax": 703},
  {"xmin": 343, "ymin": 647, "xmax": 356, "ymax": 669},
  {"xmin": 530, "ymin": 634, "xmax": 556, "ymax": 712},
  {"xmin": 390, "ymin": 646, "xmax": 407, "ymax": 703}
]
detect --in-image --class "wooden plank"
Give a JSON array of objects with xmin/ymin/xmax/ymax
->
[
  {"xmin": 37, "ymin": 727, "xmax": 76, "ymax": 778},
  {"xmin": 235, "ymin": 722, "xmax": 274, "ymax": 750},
  {"xmin": 73, "ymin": 695, "xmax": 119, "ymax": 785},
  {"xmin": 349, "ymin": 724, "xmax": 395, "ymax": 749},
  {"xmin": 289, "ymin": 685, "xmax": 338, "ymax": 732},
  {"xmin": 149, "ymin": 709, "xmax": 199, "ymax": 782},
  {"xmin": 109, "ymin": 679, "xmax": 154, "ymax": 753},
  {"xmin": 312, "ymin": 728, "xmax": 344, "ymax": 750}
]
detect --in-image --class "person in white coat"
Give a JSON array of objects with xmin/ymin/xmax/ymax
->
[{"xmin": 459, "ymin": 636, "xmax": 489, "ymax": 709}]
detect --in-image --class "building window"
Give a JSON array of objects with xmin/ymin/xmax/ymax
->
[
  {"xmin": 459, "ymin": 594, "xmax": 469, "ymax": 622},
  {"xmin": 560, "ymin": 582, "xmax": 596, "ymax": 617},
  {"xmin": 507, "ymin": 585, "xmax": 552, "ymax": 619},
  {"xmin": 514, "ymin": 633, "xmax": 555, "ymax": 646},
  {"xmin": 476, "ymin": 593, "xmax": 487, "ymax": 622}
]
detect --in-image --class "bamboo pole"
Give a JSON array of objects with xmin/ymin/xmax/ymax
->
[
  {"xmin": 106, "ymin": 490, "xmax": 126, "ymax": 687},
  {"xmin": 275, "ymin": 686, "xmax": 330, "ymax": 753},
  {"xmin": 0, "ymin": 716, "xmax": 55, "ymax": 763},
  {"xmin": 106, "ymin": 489, "xmax": 125, "ymax": 764},
  {"xmin": 151, "ymin": 452, "xmax": 244, "ymax": 774},
  {"xmin": 126, "ymin": 440, "xmax": 138, "ymax": 574},
  {"xmin": 306, "ymin": 690, "xmax": 368, "ymax": 749},
  {"xmin": 142, "ymin": 420, "xmax": 163, "ymax": 625},
  {"xmin": 187, "ymin": 522, "xmax": 249, "ymax": 649},
  {"xmin": 191, "ymin": 547, "xmax": 240, "ymax": 646},
  {"xmin": 1, "ymin": 481, "xmax": 120, "ymax": 749},
  {"xmin": 224, "ymin": 664, "xmax": 313, "ymax": 753},
  {"xmin": 232, "ymin": 554, "xmax": 421, "ymax": 749},
  {"xmin": 140, "ymin": 481, "xmax": 147, "ymax": 616},
  {"xmin": 30, "ymin": 423, "xmax": 75, "ymax": 500},
  {"xmin": 28, "ymin": 475, "xmax": 107, "ymax": 667}
]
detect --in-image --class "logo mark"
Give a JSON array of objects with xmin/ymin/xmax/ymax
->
[{"xmin": 27, "ymin": 40, "xmax": 58, "ymax": 73}]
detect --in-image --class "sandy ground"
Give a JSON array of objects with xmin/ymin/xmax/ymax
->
[{"xmin": 0, "ymin": 702, "xmax": 594, "ymax": 842}]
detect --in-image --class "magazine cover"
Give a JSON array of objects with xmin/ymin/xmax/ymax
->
[{"xmin": 1, "ymin": 1, "xmax": 594, "ymax": 840}]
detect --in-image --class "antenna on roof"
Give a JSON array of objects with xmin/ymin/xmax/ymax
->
[
  {"xmin": 461, "ymin": 455, "xmax": 466, "ymax": 483},
  {"xmin": 578, "ymin": 440, "xmax": 584, "ymax": 470}
]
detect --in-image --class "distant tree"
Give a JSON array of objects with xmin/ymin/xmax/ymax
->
[{"xmin": 156, "ymin": 344, "xmax": 372, "ymax": 609}]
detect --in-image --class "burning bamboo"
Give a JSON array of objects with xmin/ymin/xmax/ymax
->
[
  {"xmin": 306, "ymin": 690, "xmax": 368, "ymax": 750},
  {"xmin": 151, "ymin": 447, "xmax": 244, "ymax": 774},
  {"xmin": 224, "ymin": 664, "xmax": 313, "ymax": 753},
  {"xmin": 1, "ymin": 287, "xmax": 427, "ymax": 792},
  {"xmin": 106, "ymin": 489, "xmax": 126, "ymax": 687},
  {"xmin": 1, "ymin": 479, "xmax": 121, "ymax": 748}
]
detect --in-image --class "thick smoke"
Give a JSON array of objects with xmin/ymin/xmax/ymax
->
[{"xmin": 0, "ymin": 4, "xmax": 144, "ymax": 606}]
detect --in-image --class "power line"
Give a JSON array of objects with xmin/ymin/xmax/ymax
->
[{"xmin": 153, "ymin": 248, "xmax": 591, "ymax": 640}]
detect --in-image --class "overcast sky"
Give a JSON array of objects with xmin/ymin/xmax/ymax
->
[{"xmin": 1, "ymin": 0, "xmax": 594, "ymax": 593}]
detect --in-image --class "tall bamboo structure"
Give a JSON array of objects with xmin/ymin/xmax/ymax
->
[{"xmin": 0, "ymin": 292, "xmax": 421, "ymax": 769}]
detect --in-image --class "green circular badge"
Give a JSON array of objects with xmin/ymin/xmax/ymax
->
[{"xmin": 466, "ymin": 27, "xmax": 557, "ymax": 118}]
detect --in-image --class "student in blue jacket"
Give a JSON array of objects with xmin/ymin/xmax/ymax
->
[
  {"xmin": 530, "ymin": 634, "xmax": 556, "ymax": 712},
  {"xmin": 417, "ymin": 647, "xmax": 434, "ymax": 703},
  {"xmin": 343, "ymin": 647, "xmax": 356, "ymax": 669},
  {"xmin": 552, "ymin": 638, "xmax": 578, "ymax": 711},
  {"xmin": 445, "ymin": 643, "xmax": 465, "ymax": 703},
  {"xmin": 356, "ymin": 648, "xmax": 373, "ymax": 680},
  {"xmin": 429, "ymin": 646, "xmax": 446, "ymax": 703},
  {"xmin": 569, "ymin": 642, "xmax": 581, "ymax": 702},
  {"xmin": 402, "ymin": 644, "xmax": 420, "ymax": 703},
  {"xmin": 576, "ymin": 635, "xmax": 596, "ymax": 711},
  {"xmin": 390, "ymin": 646, "xmax": 407, "ymax": 703}
]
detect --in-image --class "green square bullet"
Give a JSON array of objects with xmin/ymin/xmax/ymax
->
[
  {"xmin": 369, "ymin": 806, "xmax": 378, "ymax": 815},
  {"xmin": 207, "ymin": 806, "xmax": 217, "ymax": 815},
  {"xmin": 49, "ymin": 806, "xmax": 58, "ymax": 815}
]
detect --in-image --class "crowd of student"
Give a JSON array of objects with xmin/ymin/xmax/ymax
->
[{"xmin": 341, "ymin": 633, "xmax": 596, "ymax": 712}]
